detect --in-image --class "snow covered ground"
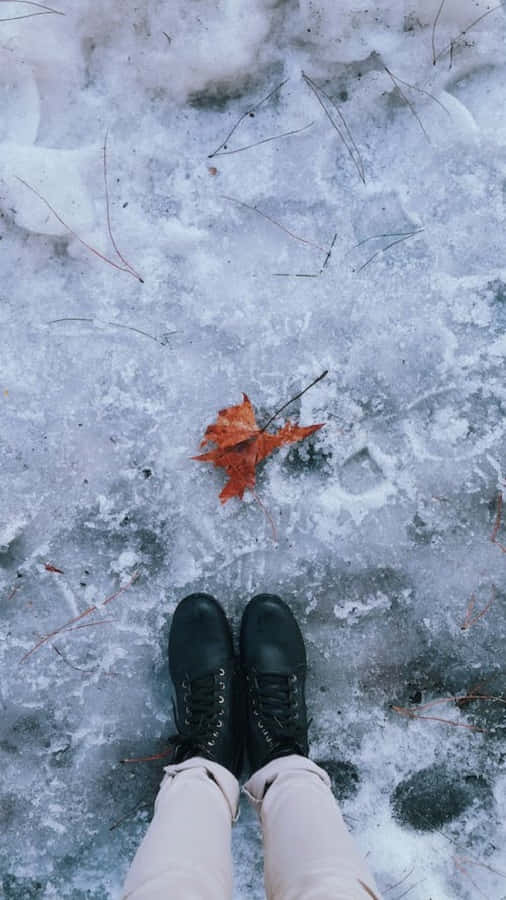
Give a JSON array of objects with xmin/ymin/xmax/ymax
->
[{"xmin": 1, "ymin": 1, "xmax": 506, "ymax": 897}]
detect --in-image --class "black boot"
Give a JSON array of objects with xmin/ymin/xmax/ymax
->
[
  {"xmin": 240, "ymin": 594, "xmax": 309, "ymax": 774},
  {"xmin": 168, "ymin": 593, "xmax": 243, "ymax": 776}
]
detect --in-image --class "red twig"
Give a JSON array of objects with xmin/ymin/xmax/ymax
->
[
  {"xmin": 391, "ymin": 692, "xmax": 506, "ymax": 732},
  {"xmin": 44, "ymin": 562, "xmax": 64, "ymax": 574},
  {"xmin": 491, "ymin": 492, "xmax": 506, "ymax": 553},
  {"xmin": 6, "ymin": 583, "xmax": 21, "ymax": 603},
  {"xmin": 16, "ymin": 168, "xmax": 143, "ymax": 283},
  {"xmin": 120, "ymin": 749, "xmax": 172, "ymax": 764},
  {"xmin": 253, "ymin": 490, "xmax": 278, "ymax": 542},
  {"xmin": 460, "ymin": 586, "xmax": 496, "ymax": 630},
  {"xmin": 20, "ymin": 572, "xmax": 139, "ymax": 662}
]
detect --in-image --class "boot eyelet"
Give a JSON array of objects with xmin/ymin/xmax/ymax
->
[
  {"xmin": 218, "ymin": 668, "xmax": 225, "ymax": 676},
  {"xmin": 184, "ymin": 718, "xmax": 190, "ymax": 726},
  {"xmin": 219, "ymin": 681, "xmax": 226, "ymax": 689},
  {"xmin": 218, "ymin": 696, "xmax": 225, "ymax": 704},
  {"xmin": 208, "ymin": 740, "xmax": 215, "ymax": 747}
]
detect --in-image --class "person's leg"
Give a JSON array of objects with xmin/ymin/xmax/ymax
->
[
  {"xmin": 122, "ymin": 756, "xmax": 239, "ymax": 900},
  {"xmin": 244, "ymin": 755, "xmax": 379, "ymax": 900},
  {"xmin": 241, "ymin": 594, "xmax": 380, "ymax": 900},
  {"xmin": 122, "ymin": 593, "xmax": 244, "ymax": 899}
]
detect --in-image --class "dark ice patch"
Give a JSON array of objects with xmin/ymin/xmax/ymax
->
[{"xmin": 391, "ymin": 764, "xmax": 492, "ymax": 830}]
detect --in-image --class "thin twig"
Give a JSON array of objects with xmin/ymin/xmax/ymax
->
[
  {"xmin": 454, "ymin": 858, "xmax": 488, "ymax": 900},
  {"xmin": 384, "ymin": 67, "xmax": 430, "ymax": 142},
  {"xmin": 52, "ymin": 644, "xmax": 99, "ymax": 675},
  {"xmin": 353, "ymin": 230, "xmax": 420, "ymax": 249},
  {"xmin": 6, "ymin": 584, "xmax": 21, "ymax": 604},
  {"xmin": 211, "ymin": 122, "xmax": 314, "ymax": 157},
  {"xmin": 0, "ymin": 0, "xmax": 64, "ymax": 22},
  {"xmin": 120, "ymin": 748, "xmax": 172, "ymax": 764},
  {"xmin": 356, "ymin": 230, "xmax": 423, "ymax": 272},
  {"xmin": 302, "ymin": 71, "xmax": 366, "ymax": 184},
  {"xmin": 16, "ymin": 177, "xmax": 143, "ymax": 282},
  {"xmin": 20, "ymin": 572, "xmax": 139, "ymax": 662},
  {"xmin": 460, "ymin": 586, "xmax": 496, "ymax": 630},
  {"xmin": 491, "ymin": 492, "xmax": 506, "ymax": 552},
  {"xmin": 384, "ymin": 865, "xmax": 415, "ymax": 894},
  {"xmin": 455, "ymin": 855, "xmax": 506, "ymax": 880},
  {"xmin": 223, "ymin": 194, "xmax": 327, "ymax": 252},
  {"xmin": 434, "ymin": 5, "xmax": 503, "ymax": 64},
  {"xmin": 432, "ymin": 0, "xmax": 447, "ymax": 64},
  {"xmin": 47, "ymin": 317, "xmax": 172, "ymax": 346},
  {"xmin": 385, "ymin": 70, "xmax": 450, "ymax": 117},
  {"xmin": 261, "ymin": 370, "xmax": 328, "ymax": 432},
  {"xmin": 60, "ymin": 618, "xmax": 116, "ymax": 633},
  {"xmin": 253, "ymin": 490, "xmax": 277, "ymax": 542},
  {"xmin": 103, "ymin": 132, "xmax": 143, "ymax": 282},
  {"xmin": 109, "ymin": 799, "xmax": 149, "ymax": 831},
  {"xmin": 209, "ymin": 79, "xmax": 288, "ymax": 158},
  {"xmin": 273, "ymin": 272, "xmax": 320, "ymax": 277}
]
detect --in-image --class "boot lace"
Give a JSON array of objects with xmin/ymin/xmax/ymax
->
[
  {"xmin": 171, "ymin": 669, "xmax": 226, "ymax": 760},
  {"xmin": 249, "ymin": 670, "xmax": 306, "ymax": 756}
]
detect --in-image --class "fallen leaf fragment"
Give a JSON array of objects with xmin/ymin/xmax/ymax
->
[
  {"xmin": 45, "ymin": 562, "xmax": 64, "ymax": 574},
  {"xmin": 193, "ymin": 393, "xmax": 324, "ymax": 503}
]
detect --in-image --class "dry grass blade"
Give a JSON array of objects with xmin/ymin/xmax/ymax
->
[
  {"xmin": 384, "ymin": 67, "xmax": 430, "ymax": 142},
  {"xmin": 302, "ymin": 71, "xmax": 366, "ymax": 183},
  {"xmin": 16, "ymin": 176, "xmax": 144, "ymax": 282},
  {"xmin": 222, "ymin": 194, "xmax": 327, "ymax": 252},
  {"xmin": 434, "ymin": 4, "xmax": 503, "ymax": 65},
  {"xmin": 120, "ymin": 748, "xmax": 172, "ymax": 764},
  {"xmin": 209, "ymin": 78, "xmax": 288, "ymax": 158},
  {"xmin": 48, "ymin": 317, "xmax": 173, "ymax": 346},
  {"xmin": 0, "ymin": 0, "xmax": 63, "ymax": 21},
  {"xmin": 211, "ymin": 122, "xmax": 314, "ymax": 157},
  {"xmin": 392, "ymin": 690, "xmax": 506, "ymax": 732},
  {"xmin": 356, "ymin": 229, "xmax": 424, "ymax": 272},
  {"xmin": 455, "ymin": 855, "xmax": 506, "ymax": 880}
]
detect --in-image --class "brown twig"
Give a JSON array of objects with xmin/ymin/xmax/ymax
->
[
  {"xmin": 52, "ymin": 644, "xmax": 99, "ymax": 674},
  {"xmin": 209, "ymin": 79, "xmax": 288, "ymax": 158},
  {"xmin": 460, "ymin": 586, "xmax": 496, "ymax": 631},
  {"xmin": 222, "ymin": 194, "xmax": 327, "ymax": 252},
  {"xmin": 434, "ymin": 5, "xmax": 503, "ymax": 65},
  {"xmin": 491, "ymin": 492, "xmax": 506, "ymax": 553},
  {"xmin": 44, "ymin": 562, "xmax": 64, "ymax": 574},
  {"xmin": 432, "ymin": 0, "xmax": 447, "ymax": 64},
  {"xmin": 260, "ymin": 370, "xmax": 328, "ymax": 432},
  {"xmin": 0, "ymin": 0, "xmax": 64, "ymax": 22},
  {"xmin": 302, "ymin": 71, "xmax": 366, "ymax": 184},
  {"xmin": 16, "ymin": 160, "xmax": 143, "ymax": 283},
  {"xmin": 103, "ymin": 132, "xmax": 144, "ymax": 282},
  {"xmin": 455, "ymin": 855, "xmax": 506, "ymax": 880},
  {"xmin": 20, "ymin": 572, "xmax": 139, "ymax": 662},
  {"xmin": 211, "ymin": 122, "xmax": 314, "ymax": 157},
  {"xmin": 454, "ymin": 857, "xmax": 488, "ymax": 900}
]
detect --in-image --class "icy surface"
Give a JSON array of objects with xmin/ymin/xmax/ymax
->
[{"xmin": 1, "ymin": 1, "xmax": 506, "ymax": 898}]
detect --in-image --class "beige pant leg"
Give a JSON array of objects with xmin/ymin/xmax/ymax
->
[
  {"xmin": 122, "ymin": 756, "xmax": 239, "ymax": 900},
  {"xmin": 244, "ymin": 755, "xmax": 381, "ymax": 900}
]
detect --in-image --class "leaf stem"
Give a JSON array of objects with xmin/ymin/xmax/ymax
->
[{"xmin": 261, "ymin": 370, "xmax": 328, "ymax": 432}]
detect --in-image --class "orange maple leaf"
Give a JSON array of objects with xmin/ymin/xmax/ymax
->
[{"xmin": 193, "ymin": 393, "xmax": 324, "ymax": 503}]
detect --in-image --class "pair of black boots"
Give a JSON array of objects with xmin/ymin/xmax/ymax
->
[{"xmin": 169, "ymin": 593, "xmax": 309, "ymax": 776}]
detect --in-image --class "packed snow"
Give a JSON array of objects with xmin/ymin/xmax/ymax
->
[{"xmin": 1, "ymin": 1, "xmax": 505, "ymax": 897}]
